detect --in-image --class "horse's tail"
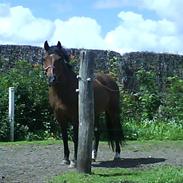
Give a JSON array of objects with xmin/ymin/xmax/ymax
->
[{"xmin": 105, "ymin": 108, "xmax": 125, "ymax": 151}]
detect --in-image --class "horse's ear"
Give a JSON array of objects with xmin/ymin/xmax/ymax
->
[
  {"xmin": 57, "ymin": 41, "xmax": 62, "ymax": 49},
  {"xmin": 44, "ymin": 41, "xmax": 50, "ymax": 51}
]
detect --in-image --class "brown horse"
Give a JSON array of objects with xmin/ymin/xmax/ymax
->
[{"xmin": 43, "ymin": 41, "xmax": 125, "ymax": 167}]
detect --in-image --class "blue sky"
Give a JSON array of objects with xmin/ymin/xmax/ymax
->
[
  {"xmin": 0, "ymin": 0, "xmax": 183, "ymax": 54},
  {"xmin": 0, "ymin": 0, "xmax": 145, "ymax": 34}
]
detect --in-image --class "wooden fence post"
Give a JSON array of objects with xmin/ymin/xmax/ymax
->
[
  {"xmin": 77, "ymin": 50, "xmax": 95, "ymax": 173},
  {"xmin": 9, "ymin": 87, "xmax": 15, "ymax": 142}
]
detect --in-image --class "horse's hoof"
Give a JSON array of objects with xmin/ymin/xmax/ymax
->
[
  {"xmin": 92, "ymin": 150, "xmax": 97, "ymax": 162},
  {"xmin": 68, "ymin": 160, "xmax": 76, "ymax": 168},
  {"xmin": 92, "ymin": 158, "xmax": 96, "ymax": 162},
  {"xmin": 114, "ymin": 152, "xmax": 121, "ymax": 161},
  {"xmin": 61, "ymin": 159, "xmax": 70, "ymax": 165},
  {"xmin": 113, "ymin": 157, "xmax": 121, "ymax": 161}
]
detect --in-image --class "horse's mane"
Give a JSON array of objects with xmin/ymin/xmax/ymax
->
[
  {"xmin": 46, "ymin": 44, "xmax": 67, "ymax": 58},
  {"xmin": 48, "ymin": 45, "xmax": 73, "ymax": 69}
]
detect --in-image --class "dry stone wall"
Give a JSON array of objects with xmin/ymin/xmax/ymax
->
[
  {"xmin": 1, "ymin": 45, "xmax": 183, "ymax": 91},
  {"xmin": 0, "ymin": 45, "xmax": 44, "ymax": 72},
  {"xmin": 120, "ymin": 52, "xmax": 183, "ymax": 91}
]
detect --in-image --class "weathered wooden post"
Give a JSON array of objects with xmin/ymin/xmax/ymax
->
[
  {"xmin": 77, "ymin": 50, "xmax": 95, "ymax": 173},
  {"xmin": 9, "ymin": 87, "xmax": 15, "ymax": 142}
]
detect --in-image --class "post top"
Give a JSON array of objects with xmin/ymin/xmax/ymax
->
[{"xmin": 9, "ymin": 87, "xmax": 15, "ymax": 90}]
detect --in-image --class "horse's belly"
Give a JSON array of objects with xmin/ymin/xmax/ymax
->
[
  {"xmin": 94, "ymin": 91, "xmax": 109, "ymax": 113},
  {"xmin": 54, "ymin": 104, "xmax": 78, "ymax": 122}
]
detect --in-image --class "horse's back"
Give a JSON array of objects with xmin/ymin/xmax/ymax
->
[
  {"xmin": 94, "ymin": 73, "xmax": 120, "ymax": 114},
  {"xmin": 95, "ymin": 73, "xmax": 119, "ymax": 91}
]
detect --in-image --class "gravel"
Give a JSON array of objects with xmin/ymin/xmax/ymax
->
[{"xmin": 0, "ymin": 141, "xmax": 183, "ymax": 183}]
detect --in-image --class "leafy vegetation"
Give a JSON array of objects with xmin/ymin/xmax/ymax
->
[
  {"xmin": 49, "ymin": 166, "xmax": 183, "ymax": 183},
  {"xmin": 0, "ymin": 61, "xmax": 58, "ymax": 141},
  {"xmin": 120, "ymin": 68, "xmax": 183, "ymax": 140},
  {"xmin": 124, "ymin": 120, "xmax": 183, "ymax": 140},
  {"xmin": 0, "ymin": 58, "xmax": 183, "ymax": 141}
]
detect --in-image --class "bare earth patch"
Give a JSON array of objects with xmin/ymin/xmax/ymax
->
[{"xmin": 0, "ymin": 141, "xmax": 183, "ymax": 183}]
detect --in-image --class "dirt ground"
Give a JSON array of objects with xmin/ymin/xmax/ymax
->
[{"xmin": 0, "ymin": 141, "xmax": 183, "ymax": 183}]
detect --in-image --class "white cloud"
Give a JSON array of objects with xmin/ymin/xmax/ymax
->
[
  {"xmin": 142, "ymin": 0, "xmax": 182, "ymax": 19},
  {"xmin": 0, "ymin": 3, "xmax": 104, "ymax": 49},
  {"xmin": 0, "ymin": 2, "xmax": 183, "ymax": 54},
  {"xmin": 0, "ymin": 4, "xmax": 54, "ymax": 45},
  {"xmin": 51, "ymin": 17, "xmax": 105, "ymax": 49},
  {"xmin": 104, "ymin": 11, "xmax": 182, "ymax": 53},
  {"xmin": 142, "ymin": 0, "xmax": 183, "ymax": 32}
]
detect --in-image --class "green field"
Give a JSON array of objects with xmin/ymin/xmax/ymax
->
[{"xmin": 50, "ymin": 166, "xmax": 183, "ymax": 183}]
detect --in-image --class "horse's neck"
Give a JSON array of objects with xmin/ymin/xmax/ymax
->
[{"xmin": 49, "ymin": 69, "xmax": 78, "ymax": 107}]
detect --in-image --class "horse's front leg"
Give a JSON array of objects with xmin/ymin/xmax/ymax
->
[
  {"xmin": 92, "ymin": 127, "xmax": 100, "ymax": 162},
  {"xmin": 60, "ymin": 123, "xmax": 70, "ymax": 165},
  {"xmin": 70, "ymin": 123, "xmax": 78, "ymax": 168},
  {"xmin": 92, "ymin": 117, "xmax": 100, "ymax": 162}
]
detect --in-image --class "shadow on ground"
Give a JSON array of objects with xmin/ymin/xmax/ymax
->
[{"xmin": 92, "ymin": 157, "xmax": 166, "ymax": 168}]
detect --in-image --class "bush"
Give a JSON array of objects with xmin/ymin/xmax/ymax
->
[
  {"xmin": 0, "ymin": 61, "xmax": 58, "ymax": 141},
  {"xmin": 120, "ymin": 69, "xmax": 183, "ymax": 140},
  {"xmin": 1, "ymin": 58, "xmax": 183, "ymax": 141},
  {"xmin": 159, "ymin": 76, "xmax": 183, "ymax": 122},
  {"xmin": 121, "ymin": 69, "xmax": 161, "ymax": 122}
]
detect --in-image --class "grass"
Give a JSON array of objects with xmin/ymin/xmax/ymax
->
[
  {"xmin": 0, "ymin": 138, "xmax": 62, "ymax": 146},
  {"xmin": 124, "ymin": 140, "xmax": 183, "ymax": 152},
  {"xmin": 124, "ymin": 120, "xmax": 183, "ymax": 140},
  {"xmin": 1, "ymin": 139, "xmax": 183, "ymax": 153},
  {"xmin": 1, "ymin": 119, "xmax": 182, "ymax": 142},
  {"xmin": 49, "ymin": 166, "xmax": 183, "ymax": 183}
]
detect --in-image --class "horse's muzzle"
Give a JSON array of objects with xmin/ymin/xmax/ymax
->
[{"xmin": 48, "ymin": 75, "xmax": 56, "ymax": 86}]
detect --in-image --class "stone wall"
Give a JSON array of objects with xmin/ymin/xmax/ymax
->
[
  {"xmin": 120, "ymin": 52, "xmax": 183, "ymax": 91},
  {"xmin": 1, "ymin": 45, "xmax": 183, "ymax": 91},
  {"xmin": 0, "ymin": 45, "xmax": 44, "ymax": 71}
]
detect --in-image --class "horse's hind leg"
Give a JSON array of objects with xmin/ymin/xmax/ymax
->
[
  {"xmin": 113, "ymin": 113, "xmax": 122, "ymax": 160},
  {"xmin": 112, "ymin": 112, "xmax": 122, "ymax": 160},
  {"xmin": 60, "ymin": 123, "xmax": 70, "ymax": 165},
  {"xmin": 92, "ymin": 116, "xmax": 100, "ymax": 162},
  {"xmin": 70, "ymin": 123, "xmax": 78, "ymax": 168},
  {"xmin": 114, "ymin": 140, "xmax": 121, "ymax": 160}
]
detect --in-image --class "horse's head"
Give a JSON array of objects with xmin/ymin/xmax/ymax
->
[{"xmin": 43, "ymin": 41, "xmax": 70, "ymax": 86}]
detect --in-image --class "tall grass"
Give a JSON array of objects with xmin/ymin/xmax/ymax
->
[{"xmin": 124, "ymin": 120, "xmax": 183, "ymax": 140}]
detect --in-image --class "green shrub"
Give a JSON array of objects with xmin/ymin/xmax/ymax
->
[
  {"xmin": 158, "ymin": 76, "xmax": 183, "ymax": 122},
  {"xmin": 120, "ymin": 69, "xmax": 161, "ymax": 122},
  {"xmin": 0, "ymin": 61, "xmax": 58, "ymax": 141},
  {"xmin": 121, "ymin": 69, "xmax": 183, "ymax": 140},
  {"xmin": 124, "ymin": 119, "xmax": 183, "ymax": 140},
  {"xmin": 1, "ymin": 58, "xmax": 183, "ymax": 141}
]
